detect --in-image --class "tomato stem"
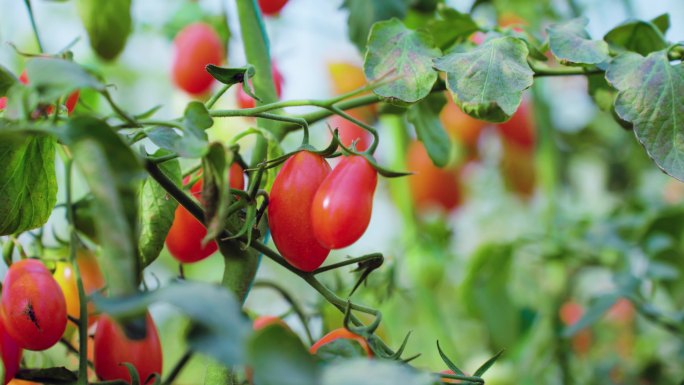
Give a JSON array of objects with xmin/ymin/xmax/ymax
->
[{"xmin": 23, "ymin": 0, "xmax": 44, "ymax": 53}]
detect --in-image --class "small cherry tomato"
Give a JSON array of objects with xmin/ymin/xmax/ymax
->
[
  {"xmin": 165, "ymin": 163, "xmax": 245, "ymax": 263},
  {"xmin": 94, "ymin": 314, "xmax": 162, "ymax": 384},
  {"xmin": 496, "ymin": 100, "xmax": 535, "ymax": 150},
  {"xmin": 329, "ymin": 114, "xmax": 372, "ymax": 152},
  {"xmin": 52, "ymin": 250, "xmax": 105, "ymax": 328},
  {"xmin": 311, "ymin": 155, "xmax": 377, "ymax": 249},
  {"xmin": 0, "ymin": 319, "xmax": 22, "ymax": 385},
  {"xmin": 309, "ymin": 328, "xmax": 372, "ymax": 357},
  {"xmin": 172, "ymin": 23, "xmax": 225, "ymax": 96},
  {"xmin": 407, "ymin": 140, "xmax": 462, "ymax": 212},
  {"xmin": 1, "ymin": 259, "xmax": 67, "ymax": 351},
  {"xmin": 257, "ymin": 0, "xmax": 289, "ymax": 16},
  {"xmin": 269, "ymin": 151, "xmax": 331, "ymax": 271},
  {"xmin": 236, "ymin": 62, "xmax": 283, "ymax": 109}
]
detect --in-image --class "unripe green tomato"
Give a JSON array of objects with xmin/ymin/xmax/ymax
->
[{"xmin": 77, "ymin": 0, "xmax": 132, "ymax": 61}]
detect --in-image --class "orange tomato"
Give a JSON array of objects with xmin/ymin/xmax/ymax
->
[
  {"xmin": 439, "ymin": 93, "xmax": 487, "ymax": 157},
  {"xmin": 559, "ymin": 301, "xmax": 592, "ymax": 356},
  {"xmin": 499, "ymin": 139, "xmax": 535, "ymax": 199},
  {"xmin": 407, "ymin": 140, "xmax": 462, "ymax": 212},
  {"xmin": 53, "ymin": 250, "xmax": 105, "ymax": 329},
  {"xmin": 310, "ymin": 328, "xmax": 372, "ymax": 357},
  {"xmin": 327, "ymin": 61, "xmax": 376, "ymax": 122}
]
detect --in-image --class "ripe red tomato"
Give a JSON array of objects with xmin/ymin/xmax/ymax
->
[
  {"xmin": 496, "ymin": 100, "xmax": 535, "ymax": 150},
  {"xmin": 94, "ymin": 314, "xmax": 162, "ymax": 384},
  {"xmin": 236, "ymin": 62, "xmax": 283, "ymax": 109},
  {"xmin": 0, "ymin": 320, "xmax": 22, "ymax": 385},
  {"xmin": 329, "ymin": 115, "xmax": 372, "ymax": 152},
  {"xmin": 559, "ymin": 301, "xmax": 592, "ymax": 356},
  {"xmin": 1, "ymin": 259, "xmax": 67, "ymax": 351},
  {"xmin": 166, "ymin": 163, "xmax": 244, "ymax": 263},
  {"xmin": 52, "ymin": 250, "xmax": 105, "ymax": 328},
  {"xmin": 269, "ymin": 151, "xmax": 331, "ymax": 271},
  {"xmin": 172, "ymin": 23, "xmax": 225, "ymax": 96},
  {"xmin": 257, "ymin": 0, "xmax": 289, "ymax": 15},
  {"xmin": 407, "ymin": 140, "xmax": 462, "ymax": 212},
  {"xmin": 311, "ymin": 156, "xmax": 377, "ymax": 249},
  {"xmin": 309, "ymin": 328, "xmax": 372, "ymax": 356}
]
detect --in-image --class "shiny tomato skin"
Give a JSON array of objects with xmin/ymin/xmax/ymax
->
[
  {"xmin": 52, "ymin": 251, "xmax": 105, "ymax": 328},
  {"xmin": 172, "ymin": 23, "xmax": 225, "ymax": 96},
  {"xmin": 407, "ymin": 140, "xmax": 462, "ymax": 212},
  {"xmin": 236, "ymin": 62, "xmax": 283, "ymax": 109},
  {"xmin": 258, "ymin": 0, "xmax": 289, "ymax": 15},
  {"xmin": 165, "ymin": 163, "xmax": 244, "ymax": 263},
  {"xmin": 269, "ymin": 151, "xmax": 331, "ymax": 271},
  {"xmin": 309, "ymin": 328, "xmax": 371, "ymax": 356},
  {"xmin": 329, "ymin": 115, "xmax": 372, "ymax": 152},
  {"xmin": 311, "ymin": 156, "xmax": 377, "ymax": 249},
  {"xmin": 496, "ymin": 100, "xmax": 535, "ymax": 150},
  {"xmin": 0, "ymin": 319, "xmax": 22, "ymax": 385},
  {"xmin": 94, "ymin": 314, "xmax": 162, "ymax": 384},
  {"xmin": 1, "ymin": 259, "xmax": 67, "ymax": 351}
]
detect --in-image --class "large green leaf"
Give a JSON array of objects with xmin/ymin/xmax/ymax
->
[
  {"xmin": 60, "ymin": 116, "xmax": 144, "ymax": 297},
  {"xmin": 606, "ymin": 51, "xmax": 684, "ymax": 181},
  {"xmin": 421, "ymin": 8, "xmax": 479, "ymax": 51},
  {"xmin": 145, "ymin": 126, "xmax": 209, "ymax": 158},
  {"xmin": 93, "ymin": 280, "xmax": 251, "ymax": 366},
  {"xmin": 604, "ymin": 20, "xmax": 668, "ymax": 56},
  {"xmin": 434, "ymin": 36, "xmax": 533, "ymax": 122},
  {"xmin": 138, "ymin": 151, "xmax": 180, "ymax": 268},
  {"xmin": 365, "ymin": 19, "xmax": 440, "ymax": 103},
  {"xmin": 406, "ymin": 93, "xmax": 451, "ymax": 167},
  {"xmin": 0, "ymin": 134, "xmax": 57, "ymax": 235},
  {"xmin": 25, "ymin": 57, "xmax": 104, "ymax": 103},
  {"xmin": 77, "ymin": 0, "xmax": 132, "ymax": 61},
  {"xmin": 341, "ymin": 0, "xmax": 409, "ymax": 53},
  {"xmin": 547, "ymin": 17, "xmax": 610, "ymax": 65},
  {"xmin": 247, "ymin": 325, "xmax": 319, "ymax": 385},
  {"xmin": 321, "ymin": 359, "xmax": 435, "ymax": 385}
]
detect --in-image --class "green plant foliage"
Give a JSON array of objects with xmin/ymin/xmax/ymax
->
[
  {"xmin": 547, "ymin": 17, "xmax": 610, "ymax": 65},
  {"xmin": 406, "ymin": 92, "xmax": 451, "ymax": 167},
  {"xmin": 77, "ymin": 0, "xmax": 132, "ymax": 61},
  {"xmin": 342, "ymin": 0, "xmax": 410, "ymax": 52}
]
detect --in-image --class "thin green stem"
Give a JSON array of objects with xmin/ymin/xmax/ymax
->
[
  {"xmin": 313, "ymin": 254, "xmax": 382, "ymax": 274},
  {"xmin": 529, "ymin": 62, "xmax": 603, "ymax": 77},
  {"xmin": 23, "ymin": 0, "xmax": 44, "ymax": 53},
  {"xmin": 206, "ymin": 84, "xmax": 231, "ymax": 110},
  {"xmin": 103, "ymin": 91, "xmax": 140, "ymax": 128},
  {"xmin": 438, "ymin": 373, "xmax": 484, "ymax": 383}
]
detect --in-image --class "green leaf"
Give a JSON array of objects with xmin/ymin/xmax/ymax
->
[
  {"xmin": 25, "ymin": 57, "xmax": 104, "ymax": 102},
  {"xmin": 461, "ymin": 244, "xmax": 519, "ymax": 349},
  {"xmin": 547, "ymin": 17, "xmax": 610, "ymax": 65},
  {"xmin": 77, "ymin": 0, "xmax": 132, "ymax": 61},
  {"xmin": 15, "ymin": 367, "xmax": 77, "ymax": 384},
  {"xmin": 322, "ymin": 359, "xmax": 435, "ymax": 385},
  {"xmin": 651, "ymin": 13, "xmax": 670, "ymax": 34},
  {"xmin": 183, "ymin": 101, "xmax": 213, "ymax": 139},
  {"xmin": 138, "ymin": 152, "xmax": 180, "ymax": 268},
  {"xmin": 206, "ymin": 65, "xmax": 254, "ymax": 87},
  {"xmin": 587, "ymin": 73, "xmax": 615, "ymax": 112},
  {"xmin": 473, "ymin": 350, "xmax": 504, "ymax": 377},
  {"xmin": 72, "ymin": 195, "xmax": 99, "ymax": 243},
  {"xmin": 0, "ymin": 64, "xmax": 17, "ymax": 97},
  {"xmin": 604, "ymin": 20, "xmax": 668, "ymax": 56},
  {"xmin": 60, "ymin": 116, "xmax": 144, "ymax": 297},
  {"xmin": 247, "ymin": 325, "xmax": 319, "ymax": 385},
  {"xmin": 146, "ymin": 126, "xmax": 208, "ymax": 159},
  {"xmin": 93, "ymin": 280, "xmax": 251, "ymax": 366},
  {"xmin": 605, "ymin": 51, "xmax": 684, "ymax": 181},
  {"xmin": 434, "ymin": 36, "xmax": 533, "ymax": 122},
  {"xmin": 365, "ymin": 19, "xmax": 440, "ymax": 103},
  {"xmin": 0, "ymin": 134, "xmax": 57, "ymax": 235},
  {"xmin": 562, "ymin": 293, "xmax": 620, "ymax": 337},
  {"xmin": 341, "ymin": 0, "xmax": 409, "ymax": 53},
  {"xmin": 421, "ymin": 8, "xmax": 479, "ymax": 50},
  {"xmin": 407, "ymin": 93, "xmax": 451, "ymax": 167},
  {"xmin": 201, "ymin": 143, "xmax": 233, "ymax": 243}
]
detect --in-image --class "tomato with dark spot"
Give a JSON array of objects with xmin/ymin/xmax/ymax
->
[
  {"xmin": 311, "ymin": 156, "xmax": 377, "ymax": 249},
  {"xmin": 236, "ymin": 62, "xmax": 283, "ymax": 109},
  {"xmin": 172, "ymin": 23, "xmax": 225, "ymax": 96},
  {"xmin": 310, "ymin": 328, "xmax": 372, "ymax": 356},
  {"xmin": 329, "ymin": 114, "xmax": 372, "ymax": 152},
  {"xmin": 257, "ymin": 0, "xmax": 289, "ymax": 16},
  {"xmin": 0, "ymin": 319, "xmax": 22, "ymax": 385},
  {"xmin": 407, "ymin": 140, "xmax": 462, "ymax": 212},
  {"xmin": 94, "ymin": 314, "xmax": 162, "ymax": 384},
  {"xmin": 1, "ymin": 259, "xmax": 67, "ymax": 351},
  {"xmin": 269, "ymin": 151, "xmax": 331, "ymax": 271},
  {"xmin": 165, "ymin": 163, "xmax": 245, "ymax": 263}
]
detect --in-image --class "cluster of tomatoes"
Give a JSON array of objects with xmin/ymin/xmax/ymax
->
[{"xmin": 0, "ymin": 254, "xmax": 162, "ymax": 385}]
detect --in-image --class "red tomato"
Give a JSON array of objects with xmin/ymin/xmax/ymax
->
[
  {"xmin": 329, "ymin": 114, "xmax": 372, "ymax": 152},
  {"xmin": 172, "ymin": 23, "xmax": 225, "ymax": 96},
  {"xmin": 606, "ymin": 298, "xmax": 635, "ymax": 325},
  {"xmin": 257, "ymin": 0, "xmax": 289, "ymax": 15},
  {"xmin": 0, "ymin": 320, "xmax": 22, "ymax": 385},
  {"xmin": 439, "ymin": 93, "xmax": 486, "ymax": 157},
  {"xmin": 311, "ymin": 156, "xmax": 377, "ymax": 249},
  {"xmin": 236, "ymin": 62, "xmax": 283, "ymax": 109},
  {"xmin": 559, "ymin": 301, "xmax": 592, "ymax": 356},
  {"xmin": 165, "ymin": 163, "xmax": 245, "ymax": 263},
  {"xmin": 0, "ymin": 98, "xmax": 6, "ymax": 111},
  {"xmin": 496, "ymin": 100, "xmax": 535, "ymax": 150},
  {"xmin": 1, "ymin": 259, "xmax": 67, "ymax": 351},
  {"xmin": 407, "ymin": 140, "xmax": 462, "ymax": 212},
  {"xmin": 94, "ymin": 314, "xmax": 162, "ymax": 384},
  {"xmin": 52, "ymin": 250, "xmax": 105, "ymax": 328},
  {"xmin": 269, "ymin": 151, "xmax": 331, "ymax": 271},
  {"xmin": 253, "ymin": 315, "xmax": 288, "ymax": 331},
  {"xmin": 309, "ymin": 328, "xmax": 372, "ymax": 356}
]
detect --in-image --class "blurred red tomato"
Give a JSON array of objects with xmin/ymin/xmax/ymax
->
[
  {"xmin": 236, "ymin": 62, "xmax": 283, "ymax": 109},
  {"xmin": 560, "ymin": 301, "xmax": 592, "ymax": 356},
  {"xmin": 439, "ymin": 93, "xmax": 487, "ymax": 157},
  {"xmin": 172, "ymin": 23, "xmax": 225, "ymax": 96},
  {"xmin": 496, "ymin": 100, "xmax": 535, "ymax": 151},
  {"xmin": 328, "ymin": 114, "xmax": 372, "ymax": 152},
  {"xmin": 407, "ymin": 140, "xmax": 462, "ymax": 212}
]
